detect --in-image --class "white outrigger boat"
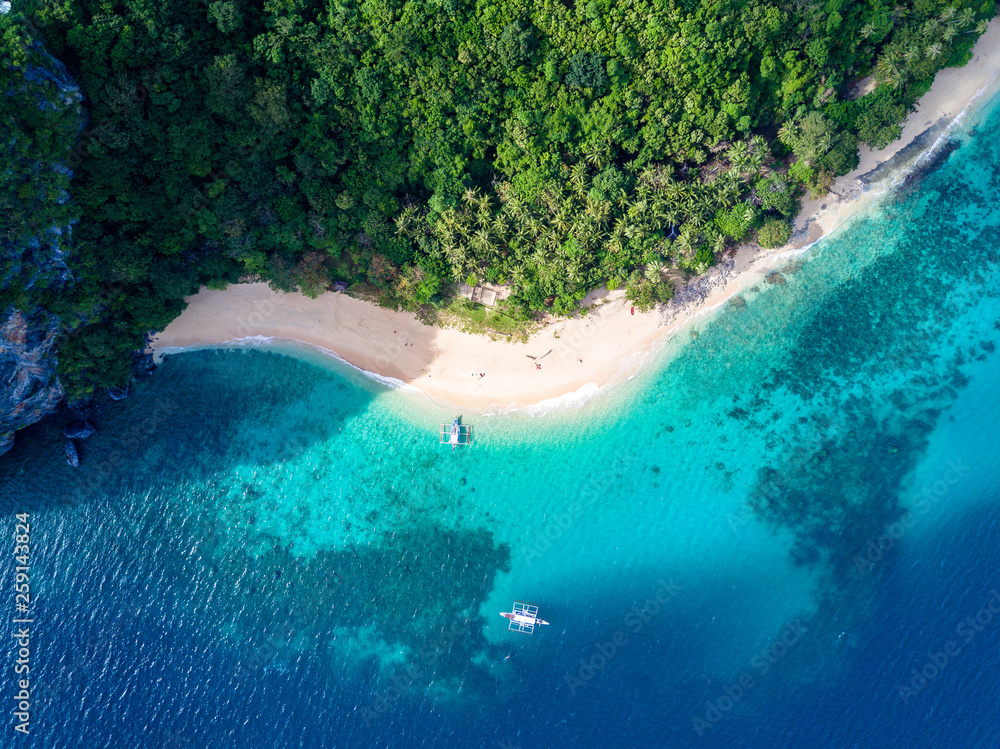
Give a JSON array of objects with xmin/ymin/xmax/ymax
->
[
  {"xmin": 500, "ymin": 601, "xmax": 549, "ymax": 634},
  {"xmin": 440, "ymin": 417, "xmax": 472, "ymax": 451}
]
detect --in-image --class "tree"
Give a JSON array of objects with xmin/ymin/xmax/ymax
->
[
  {"xmin": 855, "ymin": 95, "xmax": 908, "ymax": 149},
  {"xmin": 755, "ymin": 175, "xmax": 798, "ymax": 217},
  {"xmin": 778, "ymin": 110, "xmax": 836, "ymax": 165},
  {"xmin": 497, "ymin": 21, "xmax": 536, "ymax": 71},
  {"xmin": 566, "ymin": 51, "xmax": 608, "ymax": 93},
  {"xmin": 715, "ymin": 203, "xmax": 757, "ymax": 240},
  {"xmin": 757, "ymin": 218, "xmax": 792, "ymax": 248},
  {"xmin": 207, "ymin": 1, "xmax": 242, "ymax": 34}
]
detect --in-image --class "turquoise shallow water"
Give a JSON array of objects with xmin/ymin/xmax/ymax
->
[{"xmin": 3, "ymin": 90, "xmax": 1000, "ymax": 747}]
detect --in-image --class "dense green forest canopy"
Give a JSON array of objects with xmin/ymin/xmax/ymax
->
[{"xmin": 1, "ymin": 0, "xmax": 994, "ymax": 398}]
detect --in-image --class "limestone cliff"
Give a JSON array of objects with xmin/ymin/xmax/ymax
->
[
  {"xmin": 0, "ymin": 310, "xmax": 63, "ymax": 452},
  {"xmin": 1, "ymin": 22, "xmax": 84, "ymax": 454}
]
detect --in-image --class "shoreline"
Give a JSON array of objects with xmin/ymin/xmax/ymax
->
[{"xmin": 152, "ymin": 21, "xmax": 1000, "ymax": 413}]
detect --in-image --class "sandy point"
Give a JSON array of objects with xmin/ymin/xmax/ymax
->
[{"xmin": 151, "ymin": 282, "xmax": 672, "ymax": 412}]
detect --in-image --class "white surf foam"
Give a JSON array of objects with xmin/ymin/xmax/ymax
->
[{"xmin": 155, "ymin": 336, "xmax": 421, "ymax": 393}]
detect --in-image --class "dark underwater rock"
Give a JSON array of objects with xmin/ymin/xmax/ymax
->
[
  {"xmin": 65, "ymin": 439, "xmax": 79, "ymax": 468},
  {"xmin": 109, "ymin": 384, "xmax": 129, "ymax": 401},
  {"xmin": 63, "ymin": 419, "xmax": 95, "ymax": 440}
]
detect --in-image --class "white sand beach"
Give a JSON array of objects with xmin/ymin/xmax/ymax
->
[{"xmin": 152, "ymin": 20, "xmax": 1000, "ymax": 412}]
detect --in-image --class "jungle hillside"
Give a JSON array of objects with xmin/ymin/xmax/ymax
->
[{"xmin": 2, "ymin": 0, "xmax": 995, "ymax": 399}]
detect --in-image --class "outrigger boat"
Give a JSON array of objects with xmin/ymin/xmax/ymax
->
[
  {"xmin": 500, "ymin": 601, "xmax": 549, "ymax": 634},
  {"xmin": 440, "ymin": 417, "xmax": 473, "ymax": 451}
]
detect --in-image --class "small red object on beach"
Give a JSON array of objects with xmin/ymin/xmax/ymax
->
[{"xmin": 630, "ymin": 306, "xmax": 634, "ymax": 315}]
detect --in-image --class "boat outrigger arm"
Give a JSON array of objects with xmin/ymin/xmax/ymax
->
[
  {"xmin": 500, "ymin": 601, "xmax": 549, "ymax": 634},
  {"xmin": 440, "ymin": 417, "xmax": 472, "ymax": 450}
]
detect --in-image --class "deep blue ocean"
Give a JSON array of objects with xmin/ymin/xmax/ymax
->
[{"xmin": 3, "ymin": 89, "xmax": 1000, "ymax": 749}]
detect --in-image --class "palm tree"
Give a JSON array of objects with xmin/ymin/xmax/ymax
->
[
  {"xmin": 584, "ymin": 142, "xmax": 610, "ymax": 169},
  {"xmin": 717, "ymin": 180, "xmax": 740, "ymax": 208},
  {"xmin": 877, "ymin": 51, "xmax": 903, "ymax": 82},
  {"xmin": 586, "ymin": 199, "xmax": 611, "ymax": 230},
  {"xmin": 570, "ymin": 161, "xmax": 589, "ymax": 196},
  {"xmin": 956, "ymin": 8, "xmax": 975, "ymax": 28},
  {"xmin": 443, "ymin": 241, "xmax": 468, "ymax": 277},
  {"xmin": 394, "ymin": 205, "xmax": 417, "ymax": 236},
  {"xmin": 925, "ymin": 42, "xmax": 942, "ymax": 59},
  {"xmin": 471, "ymin": 228, "xmax": 494, "ymax": 258},
  {"xmin": 492, "ymin": 214, "xmax": 510, "ymax": 244},
  {"xmin": 675, "ymin": 227, "xmax": 696, "ymax": 259},
  {"xmin": 438, "ymin": 207, "xmax": 459, "ymax": 231},
  {"xmin": 635, "ymin": 183, "xmax": 654, "ymax": 202},
  {"xmin": 727, "ymin": 140, "xmax": 749, "ymax": 175},
  {"xmin": 712, "ymin": 232, "xmax": 726, "ymax": 255},
  {"xmin": 861, "ymin": 22, "xmax": 877, "ymax": 39},
  {"xmin": 665, "ymin": 182, "xmax": 686, "ymax": 205},
  {"xmin": 745, "ymin": 136, "xmax": 768, "ymax": 174},
  {"xmin": 777, "ymin": 119, "xmax": 800, "ymax": 151},
  {"xmin": 662, "ymin": 206, "xmax": 681, "ymax": 232},
  {"xmin": 542, "ymin": 226, "xmax": 562, "ymax": 251},
  {"xmin": 627, "ymin": 198, "xmax": 648, "ymax": 220},
  {"xmin": 687, "ymin": 209, "xmax": 708, "ymax": 228},
  {"xmin": 689, "ymin": 192, "xmax": 714, "ymax": 225},
  {"xmin": 975, "ymin": 19, "xmax": 989, "ymax": 35},
  {"xmin": 622, "ymin": 223, "xmax": 645, "ymax": 242},
  {"xmin": 530, "ymin": 243, "xmax": 549, "ymax": 266},
  {"xmin": 503, "ymin": 200, "xmax": 524, "ymax": 226},
  {"xmin": 452, "ymin": 210, "xmax": 473, "ymax": 240},
  {"xmin": 644, "ymin": 263, "xmax": 664, "ymax": 284},
  {"xmin": 566, "ymin": 261, "xmax": 586, "ymax": 285},
  {"xmin": 662, "ymin": 164, "xmax": 677, "ymax": 186},
  {"xmin": 525, "ymin": 216, "xmax": 544, "ymax": 240},
  {"xmin": 508, "ymin": 265, "xmax": 526, "ymax": 289},
  {"xmin": 552, "ymin": 207, "xmax": 572, "ymax": 233}
]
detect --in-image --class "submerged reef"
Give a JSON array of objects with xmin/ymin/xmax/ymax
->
[{"xmin": 736, "ymin": 131, "xmax": 1000, "ymax": 625}]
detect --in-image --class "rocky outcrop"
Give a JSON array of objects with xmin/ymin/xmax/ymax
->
[
  {"xmin": 65, "ymin": 438, "xmax": 79, "ymax": 467},
  {"xmin": 63, "ymin": 418, "xmax": 95, "ymax": 439},
  {"xmin": 0, "ymin": 310, "xmax": 64, "ymax": 454}
]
